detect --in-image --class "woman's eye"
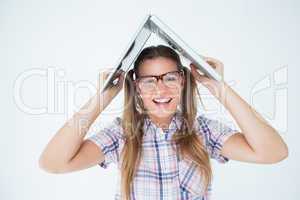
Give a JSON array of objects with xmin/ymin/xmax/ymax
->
[
  {"xmin": 142, "ymin": 78, "xmax": 155, "ymax": 84},
  {"xmin": 165, "ymin": 76, "xmax": 177, "ymax": 82}
]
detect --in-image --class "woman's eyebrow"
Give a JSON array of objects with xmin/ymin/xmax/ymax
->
[{"xmin": 139, "ymin": 70, "xmax": 178, "ymax": 77}]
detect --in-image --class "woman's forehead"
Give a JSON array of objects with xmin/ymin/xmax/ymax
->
[{"xmin": 138, "ymin": 57, "xmax": 178, "ymax": 76}]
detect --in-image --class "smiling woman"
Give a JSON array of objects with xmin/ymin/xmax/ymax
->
[
  {"xmin": 39, "ymin": 45, "xmax": 288, "ymax": 200},
  {"xmin": 118, "ymin": 45, "xmax": 216, "ymax": 199},
  {"xmin": 133, "ymin": 55, "xmax": 185, "ymax": 122}
]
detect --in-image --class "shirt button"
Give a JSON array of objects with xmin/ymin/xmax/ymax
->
[{"xmin": 164, "ymin": 130, "xmax": 169, "ymax": 140}]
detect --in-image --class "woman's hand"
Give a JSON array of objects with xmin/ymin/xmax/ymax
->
[
  {"xmin": 97, "ymin": 69, "xmax": 125, "ymax": 110},
  {"xmin": 39, "ymin": 68, "xmax": 125, "ymax": 173},
  {"xmin": 190, "ymin": 57, "xmax": 227, "ymax": 99},
  {"xmin": 190, "ymin": 57, "xmax": 288, "ymax": 164}
]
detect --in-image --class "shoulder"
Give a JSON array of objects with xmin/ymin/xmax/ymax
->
[
  {"xmin": 94, "ymin": 116, "xmax": 124, "ymax": 140},
  {"xmin": 194, "ymin": 114, "xmax": 238, "ymax": 163},
  {"xmin": 194, "ymin": 114, "xmax": 214, "ymax": 133},
  {"xmin": 194, "ymin": 114, "xmax": 237, "ymax": 137}
]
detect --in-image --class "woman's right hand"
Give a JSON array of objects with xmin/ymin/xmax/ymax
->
[
  {"xmin": 97, "ymin": 69, "xmax": 125, "ymax": 110},
  {"xmin": 39, "ymin": 68, "xmax": 125, "ymax": 174}
]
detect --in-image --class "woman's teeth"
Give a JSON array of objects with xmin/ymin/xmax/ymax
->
[{"xmin": 152, "ymin": 97, "xmax": 172, "ymax": 104}]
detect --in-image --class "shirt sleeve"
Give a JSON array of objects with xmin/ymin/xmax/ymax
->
[
  {"xmin": 195, "ymin": 115, "xmax": 238, "ymax": 163},
  {"xmin": 86, "ymin": 117, "xmax": 123, "ymax": 169}
]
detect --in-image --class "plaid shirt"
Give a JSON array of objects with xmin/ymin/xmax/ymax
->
[{"xmin": 87, "ymin": 111, "xmax": 237, "ymax": 200}]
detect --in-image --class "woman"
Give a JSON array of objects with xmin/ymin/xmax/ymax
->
[{"xmin": 39, "ymin": 45, "xmax": 288, "ymax": 200}]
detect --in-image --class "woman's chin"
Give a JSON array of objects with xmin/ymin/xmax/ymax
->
[{"xmin": 148, "ymin": 109, "xmax": 176, "ymax": 118}]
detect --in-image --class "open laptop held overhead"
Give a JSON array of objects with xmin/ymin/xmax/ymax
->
[{"xmin": 100, "ymin": 14, "xmax": 222, "ymax": 93}]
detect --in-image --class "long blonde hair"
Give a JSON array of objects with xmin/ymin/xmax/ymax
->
[{"xmin": 121, "ymin": 45, "xmax": 212, "ymax": 199}]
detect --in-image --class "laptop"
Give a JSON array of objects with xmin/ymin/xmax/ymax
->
[{"xmin": 100, "ymin": 14, "xmax": 222, "ymax": 93}]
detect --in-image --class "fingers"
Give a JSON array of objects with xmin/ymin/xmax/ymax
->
[
  {"xmin": 190, "ymin": 63, "xmax": 204, "ymax": 75},
  {"xmin": 191, "ymin": 56, "xmax": 224, "ymax": 77},
  {"xmin": 203, "ymin": 56, "xmax": 223, "ymax": 68},
  {"xmin": 100, "ymin": 68, "xmax": 124, "ymax": 82},
  {"xmin": 117, "ymin": 70, "xmax": 125, "ymax": 83},
  {"xmin": 190, "ymin": 64, "xmax": 201, "ymax": 79},
  {"xmin": 100, "ymin": 68, "xmax": 113, "ymax": 81},
  {"xmin": 98, "ymin": 68, "xmax": 124, "ymax": 91},
  {"xmin": 203, "ymin": 57, "xmax": 224, "ymax": 76},
  {"xmin": 190, "ymin": 64, "xmax": 210, "ymax": 83},
  {"xmin": 113, "ymin": 70, "xmax": 125, "ymax": 88}
]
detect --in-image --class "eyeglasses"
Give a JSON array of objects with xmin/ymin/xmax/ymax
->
[{"xmin": 135, "ymin": 70, "xmax": 184, "ymax": 92}]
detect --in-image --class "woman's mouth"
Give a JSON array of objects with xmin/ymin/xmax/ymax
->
[{"xmin": 152, "ymin": 97, "xmax": 173, "ymax": 105}]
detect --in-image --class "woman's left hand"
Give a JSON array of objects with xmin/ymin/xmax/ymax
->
[
  {"xmin": 190, "ymin": 56, "xmax": 226, "ymax": 99},
  {"xmin": 191, "ymin": 56, "xmax": 289, "ymax": 164}
]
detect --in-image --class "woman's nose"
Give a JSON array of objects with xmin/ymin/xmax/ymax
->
[{"xmin": 155, "ymin": 79, "xmax": 168, "ymax": 91}]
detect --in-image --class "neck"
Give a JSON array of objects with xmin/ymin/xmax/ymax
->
[{"xmin": 148, "ymin": 114, "xmax": 174, "ymax": 130}]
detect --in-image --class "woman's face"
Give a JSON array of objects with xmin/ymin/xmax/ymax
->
[{"xmin": 136, "ymin": 57, "xmax": 184, "ymax": 121}]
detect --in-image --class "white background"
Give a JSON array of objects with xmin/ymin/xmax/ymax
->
[{"xmin": 2, "ymin": 0, "xmax": 299, "ymax": 199}]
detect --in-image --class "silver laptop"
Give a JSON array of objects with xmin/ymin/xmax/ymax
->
[{"xmin": 100, "ymin": 14, "xmax": 222, "ymax": 93}]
